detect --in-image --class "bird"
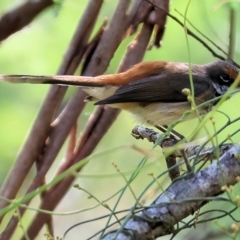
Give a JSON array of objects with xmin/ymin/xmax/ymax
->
[{"xmin": 0, "ymin": 60, "xmax": 239, "ymax": 126}]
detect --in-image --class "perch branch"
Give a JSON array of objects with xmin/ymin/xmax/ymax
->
[{"xmin": 102, "ymin": 144, "xmax": 240, "ymax": 239}]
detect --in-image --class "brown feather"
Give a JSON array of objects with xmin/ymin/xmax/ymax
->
[{"xmin": 82, "ymin": 61, "xmax": 169, "ymax": 86}]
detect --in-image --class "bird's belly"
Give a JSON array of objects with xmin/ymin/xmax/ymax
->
[{"xmin": 110, "ymin": 102, "xmax": 195, "ymax": 125}]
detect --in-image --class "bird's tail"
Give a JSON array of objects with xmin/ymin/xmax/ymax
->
[{"xmin": 0, "ymin": 74, "xmax": 112, "ymax": 87}]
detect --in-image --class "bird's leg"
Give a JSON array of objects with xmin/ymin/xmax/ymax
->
[
  {"xmin": 155, "ymin": 124, "xmax": 193, "ymax": 176},
  {"xmin": 156, "ymin": 124, "xmax": 184, "ymax": 140}
]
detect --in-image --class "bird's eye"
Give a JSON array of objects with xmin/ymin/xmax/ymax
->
[{"xmin": 220, "ymin": 73, "xmax": 232, "ymax": 83}]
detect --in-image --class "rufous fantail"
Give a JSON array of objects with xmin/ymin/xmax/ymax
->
[{"xmin": 0, "ymin": 60, "xmax": 239, "ymax": 126}]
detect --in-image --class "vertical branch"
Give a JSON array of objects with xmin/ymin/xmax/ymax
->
[{"xmin": 0, "ymin": 84, "xmax": 67, "ymax": 217}]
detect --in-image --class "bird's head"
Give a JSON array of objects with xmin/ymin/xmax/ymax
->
[{"xmin": 205, "ymin": 60, "xmax": 240, "ymax": 96}]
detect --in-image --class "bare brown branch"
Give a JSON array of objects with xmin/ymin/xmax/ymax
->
[
  {"xmin": 0, "ymin": 1, "xmax": 104, "ymax": 239},
  {"xmin": 0, "ymin": 85, "xmax": 67, "ymax": 220},
  {"xmin": 130, "ymin": 0, "xmax": 169, "ymax": 48},
  {"xmin": 23, "ymin": 3, "xmax": 158, "ymax": 238},
  {"xmin": 0, "ymin": 0, "xmax": 54, "ymax": 41}
]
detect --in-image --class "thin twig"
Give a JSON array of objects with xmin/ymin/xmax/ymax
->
[
  {"xmin": 145, "ymin": 0, "xmax": 240, "ymax": 68},
  {"xmin": 174, "ymin": 9, "xmax": 228, "ymax": 57}
]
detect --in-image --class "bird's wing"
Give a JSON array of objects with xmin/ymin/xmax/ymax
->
[{"xmin": 95, "ymin": 73, "xmax": 211, "ymax": 105}]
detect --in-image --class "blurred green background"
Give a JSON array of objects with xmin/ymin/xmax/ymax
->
[{"xmin": 0, "ymin": 0, "xmax": 240, "ymax": 239}]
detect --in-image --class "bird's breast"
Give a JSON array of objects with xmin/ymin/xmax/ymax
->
[{"xmin": 109, "ymin": 102, "xmax": 193, "ymax": 125}]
